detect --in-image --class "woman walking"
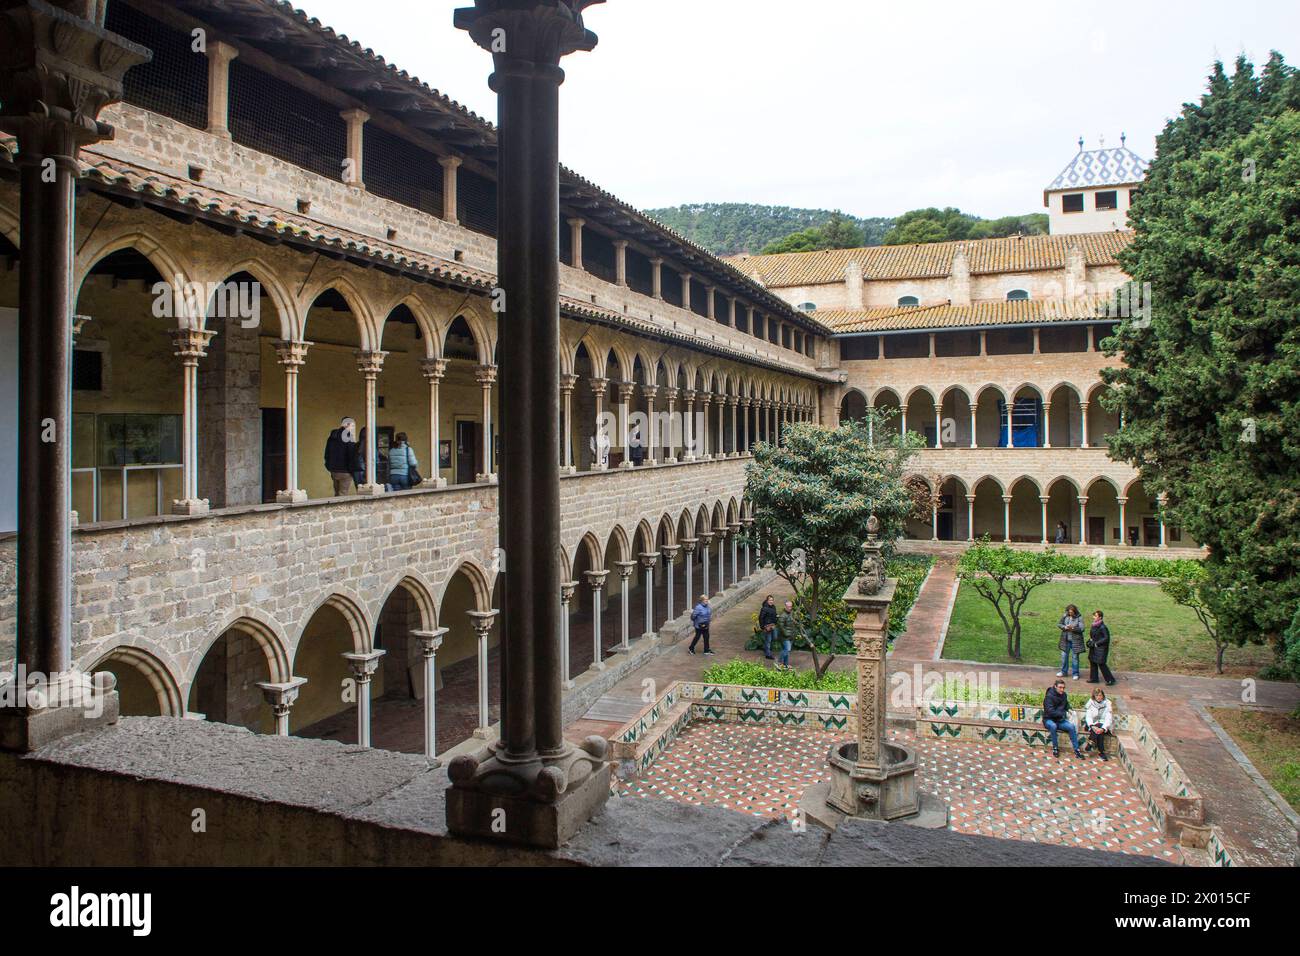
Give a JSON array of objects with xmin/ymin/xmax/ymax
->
[
  {"xmin": 1086, "ymin": 609, "xmax": 1117, "ymax": 685},
  {"xmin": 1057, "ymin": 604, "xmax": 1084, "ymax": 680},
  {"xmin": 387, "ymin": 432, "xmax": 419, "ymax": 491}
]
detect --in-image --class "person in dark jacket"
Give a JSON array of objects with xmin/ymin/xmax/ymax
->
[
  {"xmin": 1057, "ymin": 604, "xmax": 1084, "ymax": 680},
  {"xmin": 1043, "ymin": 678, "xmax": 1083, "ymax": 759},
  {"xmin": 629, "ymin": 423, "xmax": 645, "ymax": 467},
  {"xmin": 1086, "ymin": 609, "xmax": 1117, "ymax": 685},
  {"xmin": 689, "ymin": 595, "xmax": 713, "ymax": 655},
  {"xmin": 776, "ymin": 600, "xmax": 797, "ymax": 671},
  {"xmin": 324, "ymin": 417, "xmax": 362, "ymax": 496},
  {"xmin": 758, "ymin": 595, "xmax": 779, "ymax": 660}
]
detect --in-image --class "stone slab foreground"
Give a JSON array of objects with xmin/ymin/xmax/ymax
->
[{"xmin": 0, "ymin": 718, "xmax": 1168, "ymax": 867}]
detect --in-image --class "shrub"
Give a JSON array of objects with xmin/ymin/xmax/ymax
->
[{"xmin": 700, "ymin": 658, "xmax": 857, "ymax": 693}]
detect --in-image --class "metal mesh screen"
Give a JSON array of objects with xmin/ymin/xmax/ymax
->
[
  {"xmin": 458, "ymin": 168, "xmax": 497, "ymax": 237},
  {"xmin": 364, "ymin": 125, "xmax": 444, "ymax": 215},
  {"xmin": 689, "ymin": 278, "xmax": 708, "ymax": 318},
  {"xmin": 559, "ymin": 218, "xmax": 573, "ymax": 265},
  {"xmin": 626, "ymin": 248, "xmax": 653, "ymax": 296},
  {"xmin": 661, "ymin": 267, "xmax": 683, "ymax": 307},
  {"xmin": 228, "ymin": 60, "xmax": 346, "ymax": 181},
  {"xmin": 106, "ymin": 1, "xmax": 207, "ymax": 129},
  {"xmin": 584, "ymin": 229, "xmax": 616, "ymax": 284}
]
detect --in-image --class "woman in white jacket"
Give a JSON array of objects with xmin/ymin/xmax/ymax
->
[{"xmin": 1084, "ymin": 687, "xmax": 1113, "ymax": 760}]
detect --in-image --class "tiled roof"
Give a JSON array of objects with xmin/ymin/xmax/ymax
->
[
  {"xmin": 725, "ymin": 232, "xmax": 1133, "ymax": 288},
  {"xmin": 819, "ymin": 297, "xmax": 1112, "ymax": 335},
  {"xmin": 1046, "ymin": 146, "xmax": 1148, "ymax": 192}
]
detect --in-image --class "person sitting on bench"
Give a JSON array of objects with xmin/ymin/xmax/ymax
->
[
  {"xmin": 1083, "ymin": 686, "xmax": 1113, "ymax": 761},
  {"xmin": 1043, "ymin": 678, "xmax": 1083, "ymax": 759}
]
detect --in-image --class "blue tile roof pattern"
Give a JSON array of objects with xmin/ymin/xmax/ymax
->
[{"xmin": 1047, "ymin": 147, "xmax": 1148, "ymax": 192}]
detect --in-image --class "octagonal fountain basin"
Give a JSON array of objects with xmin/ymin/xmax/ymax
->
[{"xmin": 825, "ymin": 740, "xmax": 922, "ymax": 821}]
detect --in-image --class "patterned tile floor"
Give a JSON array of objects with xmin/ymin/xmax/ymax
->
[{"xmin": 618, "ymin": 721, "xmax": 1182, "ymax": 863}]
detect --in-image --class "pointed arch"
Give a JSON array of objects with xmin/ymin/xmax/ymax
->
[
  {"xmin": 300, "ymin": 275, "xmax": 378, "ymax": 350},
  {"xmin": 74, "ymin": 232, "xmax": 197, "ymax": 326},
  {"xmin": 88, "ymin": 645, "xmax": 184, "ymax": 717},
  {"xmin": 436, "ymin": 558, "xmax": 495, "ymax": 614},
  {"xmin": 192, "ymin": 609, "xmax": 292, "ymax": 688}
]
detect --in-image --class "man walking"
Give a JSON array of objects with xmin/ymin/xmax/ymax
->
[
  {"xmin": 689, "ymin": 594, "xmax": 713, "ymax": 655},
  {"xmin": 758, "ymin": 595, "xmax": 778, "ymax": 661},
  {"xmin": 775, "ymin": 599, "xmax": 797, "ymax": 671},
  {"xmin": 324, "ymin": 417, "xmax": 362, "ymax": 496}
]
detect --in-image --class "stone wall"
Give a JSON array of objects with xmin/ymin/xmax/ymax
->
[{"xmin": 0, "ymin": 459, "xmax": 749, "ymax": 700}]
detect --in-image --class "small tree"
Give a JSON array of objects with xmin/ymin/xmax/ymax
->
[
  {"xmin": 957, "ymin": 541, "xmax": 1056, "ymax": 661},
  {"xmin": 1160, "ymin": 564, "xmax": 1231, "ymax": 674},
  {"xmin": 745, "ymin": 414, "xmax": 919, "ymax": 679}
]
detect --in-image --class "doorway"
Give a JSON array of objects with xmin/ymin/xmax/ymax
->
[
  {"xmin": 261, "ymin": 408, "xmax": 286, "ymax": 503},
  {"xmin": 456, "ymin": 420, "xmax": 481, "ymax": 485}
]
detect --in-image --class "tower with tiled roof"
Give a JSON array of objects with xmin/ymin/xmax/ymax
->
[{"xmin": 1044, "ymin": 135, "xmax": 1148, "ymax": 235}]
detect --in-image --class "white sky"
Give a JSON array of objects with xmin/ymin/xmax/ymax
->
[{"xmin": 294, "ymin": 0, "xmax": 1297, "ymax": 219}]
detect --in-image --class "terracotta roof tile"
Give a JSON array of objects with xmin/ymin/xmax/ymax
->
[
  {"xmin": 724, "ymin": 232, "xmax": 1133, "ymax": 288},
  {"xmin": 818, "ymin": 297, "xmax": 1112, "ymax": 334}
]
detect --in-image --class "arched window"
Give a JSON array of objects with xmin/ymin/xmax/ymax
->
[
  {"xmin": 1006, "ymin": 289, "xmax": 1030, "ymax": 302},
  {"xmin": 897, "ymin": 295, "xmax": 919, "ymax": 307},
  {"xmin": 796, "ymin": 302, "xmax": 817, "ymax": 313}
]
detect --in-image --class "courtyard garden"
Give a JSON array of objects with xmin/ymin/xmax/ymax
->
[{"xmin": 941, "ymin": 579, "xmax": 1274, "ymax": 677}]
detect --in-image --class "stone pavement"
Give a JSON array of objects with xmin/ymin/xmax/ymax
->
[{"xmin": 618, "ymin": 720, "xmax": 1182, "ymax": 862}]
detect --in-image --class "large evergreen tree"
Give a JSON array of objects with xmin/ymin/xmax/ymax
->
[{"xmin": 1101, "ymin": 53, "xmax": 1300, "ymax": 664}]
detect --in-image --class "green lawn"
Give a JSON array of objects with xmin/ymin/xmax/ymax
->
[
  {"xmin": 941, "ymin": 580, "xmax": 1274, "ymax": 677},
  {"xmin": 1210, "ymin": 709, "xmax": 1300, "ymax": 812}
]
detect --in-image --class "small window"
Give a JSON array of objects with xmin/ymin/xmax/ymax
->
[
  {"xmin": 796, "ymin": 302, "xmax": 816, "ymax": 313},
  {"xmin": 72, "ymin": 349, "xmax": 103, "ymax": 391},
  {"xmin": 1062, "ymin": 193, "xmax": 1084, "ymax": 213},
  {"xmin": 1006, "ymin": 289, "xmax": 1030, "ymax": 302},
  {"xmin": 897, "ymin": 295, "xmax": 919, "ymax": 307},
  {"xmin": 1095, "ymin": 190, "xmax": 1118, "ymax": 211}
]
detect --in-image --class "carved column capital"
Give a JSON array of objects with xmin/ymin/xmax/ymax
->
[
  {"xmin": 467, "ymin": 609, "xmax": 499, "ymax": 637},
  {"xmin": 274, "ymin": 339, "xmax": 311, "ymax": 368},
  {"xmin": 354, "ymin": 349, "xmax": 388, "ymax": 378},
  {"xmin": 559, "ymin": 372, "xmax": 579, "ymax": 393},
  {"xmin": 421, "ymin": 357, "xmax": 449, "ymax": 383},
  {"xmin": 171, "ymin": 328, "xmax": 216, "ymax": 365},
  {"xmin": 474, "ymin": 364, "xmax": 498, "ymax": 387},
  {"xmin": 583, "ymin": 569, "xmax": 609, "ymax": 590}
]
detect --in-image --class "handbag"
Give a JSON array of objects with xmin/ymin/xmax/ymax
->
[{"xmin": 409, "ymin": 465, "xmax": 423, "ymax": 485}]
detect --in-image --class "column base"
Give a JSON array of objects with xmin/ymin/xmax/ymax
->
[
  {"xmin": 420, "ymin": 477, "xmax": 448, "ymax": 489},
  {"xmin": 664, "ymin": 457, "xmax": 678, "ymax": 464},
  {"xmin": 475, "ymin": 473, "xmax": 499, "ymax": 485},
  {"xmin": 618, "ymin": 461, "xmax": 635, "ymax": 470},
  {"xmin": 562, "ymin": 679, "xmax": 575, "ymax": 691},
  {"xmin": 445, "ymin": 738, "xmax": 610, "ymax": 849},
  {"xmin": 356, "ymin": 483, "xmax": 386, "ymax": 496},
  {"xmin": 276, "ymin": 489, "xmax": 308, "ymax": 504},
  {"xmin": 0, "ymin": 683, "xmax": 120, "ymax": 753},
  {"xmin": 172, "ymin": 498, "xmax": 211, "ymax": 516},
  {"xmin": 559, "ymin": 466, "xmax": 577, "ymax": 475},
  {"xmin": 588, "ymin": 660, "xmax": 607, "ymax": 673}
]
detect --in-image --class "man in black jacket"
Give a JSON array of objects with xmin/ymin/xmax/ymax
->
[
  {"xmin": 1043, "ymin": 678, "xmax": 1083, "ymax": 759},
  {"xmin": 758, "ymin": 595, "xmax": 779, "ymax": 661},
  {"xmin": 324, "ymin": 417, "xmax": 362, "ymax": 496},
  {"xmin": 1087, "ymin": 609, "xmax": 1117, "ymax": 685}
]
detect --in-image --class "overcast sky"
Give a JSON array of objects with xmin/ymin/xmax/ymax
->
[{"xmin": 294, "ymin": 0, "xmax": 1296, "ymax": 219}]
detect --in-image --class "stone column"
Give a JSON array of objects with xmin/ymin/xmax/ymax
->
[
  {"xmin": 475, "ymin": 364, "xmax": 497, "ymax": 482},
  {"xmin": 355, "ymin": 350, "xmax": 388, "ymax": 495},
  {"xmin": 567, "ymin": 217, "xmax": 585, "ymax": 270},
  {"xmin": 1002, "ymin": 495, "xmax": 1012, "ymax": 542},
  {"xmin": 614, "ymin": 560, "xmax": 636, "ymax": 649},
  {"xmin": 741, "ymin": 518, "xmax": 754, "ymax": 577},
  {"xmin": 590, "ymin": 376, "xmax": 609, "ymax": 470},
  {"xmin": 681, "ymin": 272, "xmax": 692, "ymax": 312},
  {"xmin": 412, "ymin": 628, "xmax": 448, "ymax": 762},
  {"xmin": 559, "ymin": 372, "xmax": 578, "ymax": 473},
  {"xmin": 639, "ymin": 552, "xmax": 658, "ymax": 638},
  {"xmin": 204, "ymin": 40, "xmax": 239, "ymax": 139},
  {"xmin": 256, "ymin": 677, "xmax": 307, "ymax": 737},
  {"xmin": 1078, "ymin": 496, "xmax": 1089, "ymax": 544},
  {"xmin": 931, "ymin": 496, "xmax": 939, "ymax": 541},
  {"xmin": 661, "ymin": 545, "xmax": 679, "ymax": 620},
  {"xmin": 664, "ymin": 388, "xmax": 678, "ymax": 463},
  {"xmin": 715, "ymin": 527, "xmax": 727, "ymax": 592},
  {"xmin": 642, "ymin": 385, "xmax": 658, "ymax": 465},
  {"xmin": 0, "ymin": 1, "xmax": 147, "ymax": 751},
  {"xmin": 439, "ymin": 156, "xmax": 461, "ymax": 225},
  {"xmin": 617, "ymin": 381, "xmax": 635, "ymax": 469},
  {"xmin": 1003, "ymin": 399, "xmax": 1013, "ymax": 448},
  {"xmin": 705, "ymin": 286, "xmax": 716, "ymax": 321},
  {"xmin": 717, "ymin": 395, "xmax": 726, "ymax": 456},
  {"xmin": 467, "ymin": 610, "xmax": 498, "ymax": 736},
  {"xmin": 966, "ymin": 494, "xmax": 976, "ymax": 542},
  {"xmin": 681, "ymin": 538, "xmax": 697, "ymax": 609},
  {"xmin": 740, "ymin": 397, "xmax": 751, "ymax": 453},
  {"xmin": 421, "ymin": 357, "xmax": 449, "ymax": 487},
  {"xmin": 274, "ymin": 340, "xmax": 310, "ymax": 502},
  {"xmin": 343, "ymin": 650, "xmax": 386, "ymax": 748},
  {"xmin": 340, "ymin": 107, "xmax": 368, "ymax": 188},
  {"xmin": 932, "ymin": 403, "xmax": 942, "ymax": 447},
  {"xmin": 1118, "ymin": 496, "xmax": 1129, "ymax": 546},
  {"xmin": 700, "ymin": 394, "xmax": 713, "ymax": 460},
  {"xmin": 559, "ymin": 582, "xmax": 577, "ymax": 688},
  {"xmin": 1087, "ymin": 325, "xmax": 1096, "ymax": 351},
  {"xmin": 683, "ymin": 390, "xmax": 697, "ymax": 461},
  {"xmin": 613, "ymin": 239, "xmax": 628, "ymax": 287},
  {"xmin": 699, "ymin": 532, "xmax": 713, "ymax": 596},
  {"xmin": 728, "ymin": 396, "xmax": 738, "ymax": 457},
  {"xmin": 1040, "ymin": 496, "xmax": 1050, "ymax": 545},
  {"xmin": 650, "ymin": 257, "xmax": 663, "ymax": 299},
  {"xmin": 729, "ymin": 522, "xmax": 741, "ymax": 582},
  {"xmin": 172, "ymin": 329, "xmax": 217, "ymax": 515},
  {"xmin": 900, "ymin": 404, "xmax": 908, "ymax": 439},
  {"xmin": 1042, "ymin": 402, "xmax": 1053, "ymax": 448},
  {"xmin": 1158, "ymin": 493, "xmax": 1169, "ymax": 549},
  {"xmin": 585, "ymin": 570, "xmax": 608, "ymax": 671},
  {"xmin": 1080, "ymin": 402, "xmax": 1091, "ymax": 448}
]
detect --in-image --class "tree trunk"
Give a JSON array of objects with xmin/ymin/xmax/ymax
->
[{"xmin": 1216, "ymin": 643, "xmax": 1226, "ymax": 674}]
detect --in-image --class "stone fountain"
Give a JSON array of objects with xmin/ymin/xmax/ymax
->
[{"xmin": 801, "ymin": 517, "xmax": 948, "ymax": 829}]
